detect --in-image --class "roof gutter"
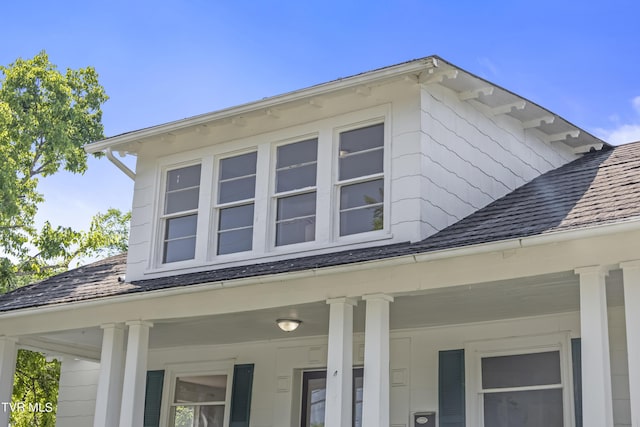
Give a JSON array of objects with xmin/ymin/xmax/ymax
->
[
  {"xmin": 105, "ymin": 148, "xmax": 135, "ymax": 180},
  {"xmin": 1, "ymin": 216, "xmax": 639, "ymax": 322}
]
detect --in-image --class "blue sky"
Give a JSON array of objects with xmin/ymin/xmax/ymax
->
[{"xmin": 2, "ymin": 0, "xmax": 639, "ymax": 235}]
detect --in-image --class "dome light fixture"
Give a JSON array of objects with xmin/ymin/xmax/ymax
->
[{"xmin": 276, "ymin": 318, "xmax": 302, "ymax": 332}]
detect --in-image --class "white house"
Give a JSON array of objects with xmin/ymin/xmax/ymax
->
[{"xmin": 0, "ymin": 56, "xmax": 638, "ymax": 427}]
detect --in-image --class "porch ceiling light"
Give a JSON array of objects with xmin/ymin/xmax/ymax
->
[{"xmin": 276, "ymin": 318, "xmax": 302, "ymax": 332}]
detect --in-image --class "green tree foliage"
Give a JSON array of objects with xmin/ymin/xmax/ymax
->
[
  {"xmin": 11, "ymin": 350, "xmax": 60, "ymax": 427},
  {"xmin": 0, "ymin": 52, "xmax": 129, "ymax": 427},
  {"xmin": 0, "ymin": 51, "xmax": 109, "ymax": 291}
]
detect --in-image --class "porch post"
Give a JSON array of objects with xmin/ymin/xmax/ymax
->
[
  {"xmin": 94, "ymin": 323, "xmax": 126, "ymax": 427},
  {"xmin": 119, "ymin": 320, "xmax": 153, "ymax": 427},
  {"xmin": 0, "ymin": 337, "xmax": 17, "ymax": 426},
  {"xmin": 576, "ymin": 266, "xmax": 613, "ymax": 427},
  {"xmin": 620, "ymin": 260, "xmax": 640, "ymax": 427},
  {"xmin": 325, "ymin": 297, "xmax": 357, "ymax": 427},
  {"xmin": 361, "ymin": 293, "xmax": 393, "ymax": 427}
]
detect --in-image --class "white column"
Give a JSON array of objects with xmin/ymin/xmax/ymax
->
[
  {"xmin": 620, "ymin": 260, "xmax": 640, "ymax": 427},
  {"xmin": 324, "ymin": 297, "xmax": 357, "ymax": 427},
  {"xmin": 94, "ymin": 323, "xmax": 126, "ymax": 427},
  {"xmin": 119, "ymin": 320, "xmax": 153, "ymax": 427},
  {"xmin": 576, "ymin": 266, "xmax": 614, "ymax": 427},
  {"xmin": 361, "ymin": 293, "xmax": 393, "ymax": 427},
  {"xmin": 0, "ymin": 337, "xmax": 17, "ymax": 426}
]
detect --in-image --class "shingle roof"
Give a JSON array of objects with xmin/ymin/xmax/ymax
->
[{"xmin": 1, "ymin": 141, "xmax": 639, "ymax": 312}]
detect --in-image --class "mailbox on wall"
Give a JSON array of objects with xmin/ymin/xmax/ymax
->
[{"xmin": 413, "ymin": 411, "xmax": 436, "ymax": 426}]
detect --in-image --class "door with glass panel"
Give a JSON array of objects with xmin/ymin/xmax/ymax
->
[
  {"xmin": 300, "ymin": 368, "xmax": 363, "ymax": 427},
  {"xmin": 170, "ymin": 374, "xmax": 229, "ymax": 427}
]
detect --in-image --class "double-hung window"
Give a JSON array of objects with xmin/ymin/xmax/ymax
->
[
  {"xmin": 216, "ymin": 152, "xmax": 257, "ymax": 255},
  {"xmin": 480, "ymin": 351, "xmax": 564, "ymax": 426},
  {"xmin": 337, "ymin": 124, "xmax": 384, "ymax": 236},
  {"xmin": 162, "ymin": 164, "xmax": 201, "ymax": 263},
  {"xmin": 170, "ymin": 373, "xmax": 229, "ymax": 427},
  {"xmin": 274, "ymin": 138, "xmax": 318, "ymax": 246}
]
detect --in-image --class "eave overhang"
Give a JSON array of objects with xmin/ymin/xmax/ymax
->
[{"xmin": 85, "ymin": 56, "xmax": 607, "ymax": 156}]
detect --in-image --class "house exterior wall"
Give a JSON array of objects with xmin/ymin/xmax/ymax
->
[
  {"xmin": 418, "ymin": 84, "xmax": 576, "ymax": 233},
  {"xmin": 55, "ymin": 359, "xmax": 99, "ymax": 427},
  {"xmin": 134, "ymin": 310, "xmax": 627, "ymax": 427},
  {"xmin": 124, "ymin": 79, "xmax": 578, "ymax": 282}
]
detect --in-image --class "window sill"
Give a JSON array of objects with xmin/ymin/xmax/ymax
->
[{"xmin": 143, "ymin": 231, "xmax": 395, "ymax": 277}]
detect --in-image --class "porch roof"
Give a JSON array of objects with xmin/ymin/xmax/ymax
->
[{"xmin": 1, "ymin": 141, "xmax": 639, "ymax": 313}]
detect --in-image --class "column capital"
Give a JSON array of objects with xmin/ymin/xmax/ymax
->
[
  {"xmin": 100, "ymin": 323, "xmax": 125, "ymax": 330},
  {"xmin": 125, "ymin": 320, "xmax": 154, "ymax": 328},
  {"xmin": 362, "ymin": 293, "xmax": 394, "ymax": 303},
  {"xmin": 574, "ymin": 265, "xmax": 610, "ymax": 278},
  {"xmin": 0, "ymin": 336, "xmax": 18, "ymax": 344},
  {"xmin": 326, "ymin": 297, "xmax": 358, "ymax": 306},
  {"xmin": 620, "ymin": 259, "xmax": 640, "ymax": 270}
]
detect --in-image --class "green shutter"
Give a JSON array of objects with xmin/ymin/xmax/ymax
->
[
  {"xmin": 439, "ymin": 349, "xmax": 465, "ymax": 427},
  {"xmin": 572, "ymin": 338, "xmax": 582, "ymax": 427},
  {"xmin": 230, "ymin": 364, "xmax": 254, "ymax": 427},
  {"xmin": 143, "ymin": 370, "xmax": 165, "ymax": 427}
]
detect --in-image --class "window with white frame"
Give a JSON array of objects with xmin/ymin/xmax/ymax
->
[
  {"xmin": 274, "ymin": 138, "xmax": 318, "ymax": 246},
  {"xmin": 162, "ymin": 164, "xmax": 201, "ymax": 263},
  {"xmin": 337, "ymin": 123, "xmax": 384, "ymax": 236},
  {"xmin": 170, "ymin": 373, "xmax": 229, "ymax": 427},
  {"xmin": 467, "ymin": 334, "xmax": 572, "ymax": 427},
  {"xmin": 215, "ymin": 152, "xmax": 257, "ymax": 255}
]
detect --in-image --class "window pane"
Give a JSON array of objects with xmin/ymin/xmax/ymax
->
[
  {"xmin": 164, "ymin": 237, "xmax": 196, "ymax": 263},
  {"xmin": 171, "ymin": 405, "xmax": 225, "ymax": 427},
  {"xmin": 219, "ymin": 176, "xmax": 256, "ymax": 204},
  {"xmin": 218, "ymin": 227, "xmax": 253, "ymax": 255},
  {"xmin": 175, "ymin": 375, "xmax": 227, "ymax": 403},
  {"xmin": 483, "ymin": 389, "xmax": 563, "ymax": 427},
  {"xmin": 276, "ymin": 163, "xmax": 317, "ymax": 193},
  {"xmin": 167, "ymin": 165, "xmax": 201, "ymax": 191},
  {"xmin": 220, "ymin": 152, "xmax": 257, "ymax": 180},
  {"xmin": 276, "ymin": 217, "xmax": 315, "ymax": 246},
  {"xmin": 340, "ymin": 179, "xmax": 384, "ymax": 210},
  {"xmin": 219, "ymin": 205, "xmax": 254, "ymax": 231},
  {"xmin": 353, "ymin": 369, "xmax": 363, "ymax": 427},
  {"xmin": 166, "ymin": 215, "xmax": 197, "ymax": 240},
  {"xmin": 303, "ymin": 376, "xmax": 326, "ymax": 427},
  {"xmin": 339, "ymin": 149, "xmax": 383, "ymax": 181},
  {"xmin": 340, "ymin": 206, "xmax": 383, "ymax": 236},
  {"xmin": 276, "ymin": 138, "xmax": 317, "ymax": 168},
  {"xmin": 277, "ymin": 193, "xmax": 316, "ymax": 220},
  {"xmin": 339, "ymin": 123, "xmax": 383, "ymax": 155},
  {"xmin": 482, "ymin": 351, "xmax": 561, "ymax": 389},
  {"xmin": 166, "ymin": 187, "xmax": 200, "ymax": 214}
]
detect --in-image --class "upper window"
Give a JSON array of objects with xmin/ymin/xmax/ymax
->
[
  {"xmin": 274, "ymin": 138, "xmax": 318, "ymax": 246},
  {"xmin": 215, "ymin": 152, "xmax": 257, "ymax": 255},
  {"xmin": 337, "ymin": 124, "xmax": 384, "ymax": 236},
  {"xmin": 162, "ymin": 164, "xmax": 201, "ymax": 263}
]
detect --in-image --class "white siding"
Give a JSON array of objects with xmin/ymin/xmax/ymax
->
[
  {"xmin": 55, "ymin": 359, "xmax": 99, "ymax": 427},
  {"xmin": 145, "ymin": 311, "xmax": 630, "ymax": 427},
  {"xmin": 418, "ymin": 84, "xmax": 576, "ymax": 235}
]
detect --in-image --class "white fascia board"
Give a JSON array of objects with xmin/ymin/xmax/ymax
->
[
  {"xmin": 1, "ymin": 216, "xmax": 639, "ymax": 322},
  {"xmin": 84, "ymin": 59, "xmax": 436, "ymax": 154}
]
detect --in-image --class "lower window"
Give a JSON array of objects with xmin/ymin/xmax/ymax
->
[
  {"xmin": 301, "ymin": 368, "xmax": 363, "ymax": 427},
  {"xmin": 170, "ymin": 374, "xmax": 228, "ymax": 427}
]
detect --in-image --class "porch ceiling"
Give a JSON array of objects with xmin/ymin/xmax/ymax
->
[{"xmin": 25, "ymin": 270, "xmax": 623, "ymax": 356}]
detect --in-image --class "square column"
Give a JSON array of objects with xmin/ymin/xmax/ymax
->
[
  {"xmin": 94, "ymin": 323, "xmax": 126, "ymax": 427},
  {"xmin": 119, "ymin": 320, "xmax": 153, "ymax": 427},
  {"xmin": 361, "ymin": 294, "xmax": 393, "ymax": 427},
  {"xmin": 576, "ymin": 266, "xmax": 613, "ymax": 427},
  {"xmin": 620, "ymin": 260, "xmax": 640, "ymax": 427},
  {"xmin": 0, "ymin": 337, "xmax": 17, "ymax": 426},
  {"xmin": 325, "ymin": 297, "xmax": 357, "ymax": 427}
]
